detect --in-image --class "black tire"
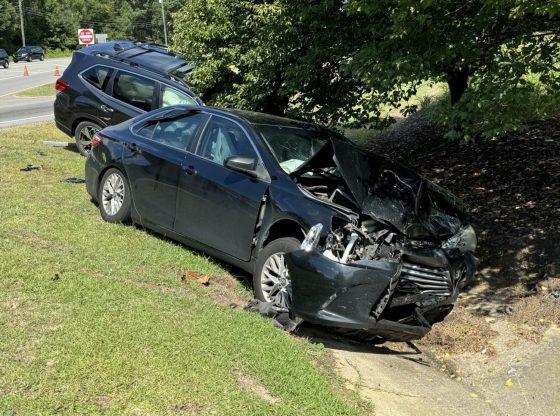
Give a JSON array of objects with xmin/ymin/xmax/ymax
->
[
  {"xmin": 2, "ymin": 62, "xmax": 7, "ymax": 69},
  {"xmin": 74, "ymin": 120, "xmax": 101, "ymax": 156},
  {"xmin": 13, "ymin": 59, "xmax": 17, "ymax": 63},
  {"xmin": 98, "ymin": 168, "xmax": 132, "ymax": 224},
  {"xmin": 253, "ymin": 237, "xmax": 301, "ymax": 307},
  {"xmin": 40, "ymin": 54, "xmax": 44, "ymax": 61},
  {"xmin": 27, "ymin": 56, "xmax": 32, "ymax": 62}
]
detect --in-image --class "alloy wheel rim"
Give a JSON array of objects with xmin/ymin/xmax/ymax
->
[
  {"xmin": 79, "ymin": 125, "xmax": 99, "ymax": 152},
  {"xmin": 102, "ymin": 173, "xmax": 125, "ymax": 216},
  {"xmin": 260, "ymin": 252, "xmax": 291, "ymax": 309}
]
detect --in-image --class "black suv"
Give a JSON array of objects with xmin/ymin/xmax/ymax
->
[
  {"xmin": 0, "ymin": 49, "xmax": 8, "ymax": 68},
  {"xmin": 54, "ymin": 41, "xmax": 203, "ymax": 155},
  {"xmin": 13, "ymin": 46, "xmax": 44, "ymax": 62}
]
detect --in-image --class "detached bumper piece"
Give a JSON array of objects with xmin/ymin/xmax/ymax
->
[{"xmin": 286, "ymin": 245, "xmax": 476, "ymax": 342}]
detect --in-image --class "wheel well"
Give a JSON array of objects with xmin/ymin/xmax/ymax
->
[
  {"xmin": 71, "ymin": 118, "xmax": 100, "ymax": 136},
  {"xmin": 262, "ymin": 219, "xmax": 305, "ymax": 248}
]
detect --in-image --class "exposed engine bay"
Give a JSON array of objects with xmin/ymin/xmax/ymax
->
[{"xmin": 285, "ymin": 139, "xmax": 478, "ymax": 341}]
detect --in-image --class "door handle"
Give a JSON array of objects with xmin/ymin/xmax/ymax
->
[
  {"xmin": 183, "ymin": 165, "xmax": 196, "ymax": 175},
  {"xmin": 100, "ymin": 104, "xmax": 114, "ymax": 113}
]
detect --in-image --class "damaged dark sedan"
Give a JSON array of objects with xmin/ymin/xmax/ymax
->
[{"xmin": 85, "ymin": 105, "xmax": 477, "ymax": 342}]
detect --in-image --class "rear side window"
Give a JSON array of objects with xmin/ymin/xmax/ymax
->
[
  {"xmin": 136, "ymin": 113, "xmax": 207, "ymax": 151},
  {"xmin": 82, "ymin": 66, "xmax": 114, "ymax": 91},
  {"xmin": 160, "ymin": 85, "xmax": 197, "ymax": 107},
  {"xmin": 113, "ymin": 72, "xmax": 155, "ymax": 112}
]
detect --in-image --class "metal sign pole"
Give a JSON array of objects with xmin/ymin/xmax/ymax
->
[{"xmin": 159, "ymin": 0, "xmax": 168, "ymax": 47}]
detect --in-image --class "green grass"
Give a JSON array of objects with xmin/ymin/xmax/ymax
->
[
  {"xmin": 45, "ymin": 49, "xmax": 73, "ymax": 59},
  {"xmin": 0, "ymin": 123, "xmax": 368, "ymax": 415},
  {"xmin": 16, "ymin": 83, "xmax": 56, "ymax": 97}
]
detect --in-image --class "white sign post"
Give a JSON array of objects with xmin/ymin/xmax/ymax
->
[{"xmin": 78, "ymin": 28, "xmax": 95, "ymax": 45}]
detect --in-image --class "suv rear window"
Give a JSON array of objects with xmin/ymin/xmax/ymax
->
[
  {"xmin": 113, "ymin": 72, "xmax": 155, "ymax": 112},
  {"xmin": 160, "ymin": 85, "xmax": 197, "ymax": 107},
  {"xmin": 82, "ymin": 66, "xmax": 113, "ymax": 91}
]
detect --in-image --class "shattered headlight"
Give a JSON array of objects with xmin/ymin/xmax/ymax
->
[
  {"xmin": 301, "ymin": 223, "xmax": 323, "ymax": 252},
  {"xmin": 442, "ymin": 225, "xmax": 477, "ymax": 253}
]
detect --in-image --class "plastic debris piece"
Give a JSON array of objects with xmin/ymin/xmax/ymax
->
[
  {"xmin": 60, "ymin": 177, "xmax": 86, "ymax": 184},
  {"xmin": 181, "ymin": 270, "xmax": 210, "ymax": 286},
  {"xmin": 20, "ymin": 164, "xmax": 42, "ymax": 171},
  {"xmin": 43, "ymin": 141, "xmax": 69, "ymax": 147},
  {"xmin": 244, "ymin": 299, "xmax": 302, "ymax": 332}
]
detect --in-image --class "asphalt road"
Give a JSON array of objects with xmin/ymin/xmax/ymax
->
[{"xmin": 0, "ymin": 57, "xmax": 71, "ymax": 127}]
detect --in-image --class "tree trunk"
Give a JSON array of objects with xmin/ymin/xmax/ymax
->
[{"xmin": 447, "ymin": 68, "xmax": 470, "ymax": 105}]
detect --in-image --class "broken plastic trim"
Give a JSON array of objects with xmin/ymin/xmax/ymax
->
[{"xmin": 301, "ymin": 223, "xmax": 323, "ymax": 252}]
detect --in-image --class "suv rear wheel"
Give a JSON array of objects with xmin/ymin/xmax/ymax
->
[{"xmin": 75, "ymin": 121, "xmax": 101, "ymax": 156}]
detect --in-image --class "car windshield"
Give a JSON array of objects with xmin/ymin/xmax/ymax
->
[
  {"xmin": 17, "ymin": 48, "xmax": 30, "ymax": 53},
  {"xmin": 254, "ymin": 124, "xmax": 330, "ymax": 174}
]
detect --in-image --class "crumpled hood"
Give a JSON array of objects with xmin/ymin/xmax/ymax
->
[{"xmin": 293, "ymin": 137, "xmax": 467, "ymax": 239}]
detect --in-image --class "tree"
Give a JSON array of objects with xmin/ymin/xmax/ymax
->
[
  {"xmin": 172, "ymin": 0, "xmax": 383, "ymax": 127},
  {"xmin": 347, "ymin": 0, "xmax": 560, "ymax": 105}
]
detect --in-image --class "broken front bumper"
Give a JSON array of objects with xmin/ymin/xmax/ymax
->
[{"xmin": 286, "ymin": 246, "xmax": 477, "ymax": 341}]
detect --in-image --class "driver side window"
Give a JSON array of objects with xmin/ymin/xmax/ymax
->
[{"xmin": 197, "ymin": 117, "xmax": 257, "ymax": 165}]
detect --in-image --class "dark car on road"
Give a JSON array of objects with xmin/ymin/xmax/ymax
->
[
  {"xmin": 0, "ymin": 49, "xmax": 9, "ymax": 68},
  {"xmin": 85, "ymin": 105, "xmax": 478, "ymax": 342},
  {"xmin": 13, "ymin": 46, "xmax": 44, "ymax": 62},
  {"xmin": 54, "ymin": 41, "xmax": 202, "ymax": 155}
]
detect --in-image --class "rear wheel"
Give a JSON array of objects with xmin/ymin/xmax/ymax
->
[
  {"xmin": 2, "ymin": 62, "xmax": 7, "ymax": 69},
  {"xmin": 75, "ymin": 120, "xmax": 101, "ymax": 156},
  {"xmin": 253, "ymin": 237, "xmax": 300, "ymax": 309},
  {"xmin": 98, "ymin": 168, "xmax": 131, "ymax": 224},
  {"xmin": 27, "ymin": 56, "xmax": 31, "ymax": 62}
]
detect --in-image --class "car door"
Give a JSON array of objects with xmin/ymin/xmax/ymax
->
[
  {"xmin": 104, "ymin": 70, "xmax": 155, "ymax": 125},
  {"xmin": 174, "ymin": 115, "xmax": 269, "ymax": 261},
  {"xmin": 123, "ymin": 111, "xmax": 209, "ymax": 230}
]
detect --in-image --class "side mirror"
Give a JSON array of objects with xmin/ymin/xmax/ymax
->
[{"xmin": 224, "ymin": 156, "xmax": 259, "ymax": 178}]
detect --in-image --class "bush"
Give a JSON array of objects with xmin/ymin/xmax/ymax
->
[{"xmin": 426, "ymin": 71, "xmax": 560, "ymax": 141}]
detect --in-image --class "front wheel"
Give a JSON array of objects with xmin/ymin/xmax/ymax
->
[
  {"xmin": 2, "ymin": 62, "xmax": 7, "ymax": 69},
  {"xmin": 253, "ymin": 237, "xmax": 300, "ymax": 309},
  {"xmin": 75, "ymin": 120, "xmax": 101, "ymax": 156},
  {"xmin": 98, "ymin": 168, "xmax": 132, "ymax": 224},
  {"xmin": 40, "ymin": 54, "xmax": 44, "ymax": 61},
  {"xmin": 27, "ymin": 56, "xmax": 32, "ymax": 62}
]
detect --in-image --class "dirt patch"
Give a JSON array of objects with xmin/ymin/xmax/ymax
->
[
  {"xmin": 418, "ymin": 306, "xmax": 498, "ymax": 355},
  {"xmin": 233, "ymin": 369, "xmax": 280, "ymax": 404}
]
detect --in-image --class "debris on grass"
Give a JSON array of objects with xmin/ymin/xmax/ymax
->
[
  {"xmin": 60, "ymin": 177, "xmax": 86, "ymax": 184},
  {"xmin": 244, "ymin": 299, "xmax": 302, "ymax": 332},
  {"xmin": 20, "ymin": 164, "xmax": 43, "ymax": 171},
  {"xmin": 43, "ymin": 140, "xmax": 69, "ymax": 147},
  {"xmin": 181, "ymin": 270, "xmax": 210, "ymax": 286}
]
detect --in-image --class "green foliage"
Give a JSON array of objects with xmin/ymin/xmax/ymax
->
[
  {"xmin": 427, "ymin": 70, "xmax": 560, "ymax": 140},
  {"xmin": 173, "ymin": 0, "xmax": 384, "ymax": 127}
]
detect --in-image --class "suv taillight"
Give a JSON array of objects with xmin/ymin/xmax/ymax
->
[
  {"xmin": 55, "ymin": 78, "xmax": 69, "ymax": 93},
  {"xmin": 91, "ymin": 133, "xmax": 103, "ymax": 147}
]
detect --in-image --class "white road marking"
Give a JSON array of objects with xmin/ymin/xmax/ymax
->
[{"xmin": 0, "ymin": 114, "xmax": 53, "ymax": 125}]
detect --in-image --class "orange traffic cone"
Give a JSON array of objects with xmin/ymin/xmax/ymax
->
[
  {"xmin": 54, "ymin": 66, "xmax": 60, "ymax": 76},
  {"xmin": 23, "ymin": 65, "xmax": 29, "ymax": 76}
]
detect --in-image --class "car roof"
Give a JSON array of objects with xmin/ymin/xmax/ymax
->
[
  {"xmin": 77, "ymin": 41, "xmax": 194, "ymax": 79},
  {"xmin": 219, "ymin": 108, "xmax": 321, "ymax": 130}
]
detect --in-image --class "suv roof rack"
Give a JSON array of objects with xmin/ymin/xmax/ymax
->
[{"xmin": 83, "ymin": 40, "xmax": 194, "ymax": 84}]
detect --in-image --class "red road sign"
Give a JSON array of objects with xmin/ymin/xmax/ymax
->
[{"xmin": 78, "ymin": 29, "xmax": 95, "ymax": 45}]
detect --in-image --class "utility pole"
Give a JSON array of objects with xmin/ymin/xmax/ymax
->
[
  {"xmin": 159, "ymin": 0, "xmax": 168, "ymax": 47},
  {"xmin": 18, "ymin": 0, "xmax": 26, "ymax": 46}
]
